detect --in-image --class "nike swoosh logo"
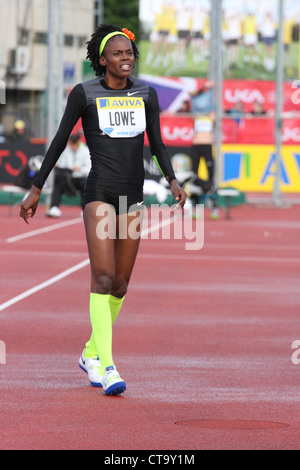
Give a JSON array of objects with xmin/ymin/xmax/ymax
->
[
  {"xmin": 127, "ymin": 92, "xmax": 139, "ymax": 96},
  {"xmin": 137, "ymin": 201, "xmax": 144, "ymax": 206}
]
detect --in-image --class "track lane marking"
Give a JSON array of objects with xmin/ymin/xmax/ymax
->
[
  {"xmin": 5, "ymin": 218, "xmax": 83, "ymax": 244},
  {"xmin": 138, "ymin": 253, "xmax": 300, "ymax": 263},
  {"xmin": 0, "ymin": 215, "xmax": 177, "ymax": 312},
  {"xmin": 0, "ymin": 250, "xmax": 87, "ymax": 257},
  {"xmin": 1, "ymin": 250, "xmax": 299, "ymax": 263},
  {"xmin": 0, "ymin": 259, "xmax": 90, "ymax": 312}
]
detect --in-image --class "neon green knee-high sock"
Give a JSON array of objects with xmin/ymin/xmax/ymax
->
[
  {"xmin": 109, "ymin": 294, "xmax": 125, "ymax": 324},
  {"xmin": 87, "ymin": 293, "xmax": 113, "ymax": 374},
  {"xmin": 85, "ymin": 295, "xmax": 125, "ymax": 360}
]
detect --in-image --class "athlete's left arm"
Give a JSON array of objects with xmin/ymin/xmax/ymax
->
[{"xmin": 145, "ymin": 87, "xmax": 186, "ymax": 208}]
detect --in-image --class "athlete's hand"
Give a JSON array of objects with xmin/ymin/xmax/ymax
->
[
  {"xmin": 170, "ymin": 180, "xmax": 187, "ymax": 209},
  {"xmin": 20, "ymin": 186, "xmax": 41, "ymax": 224}
]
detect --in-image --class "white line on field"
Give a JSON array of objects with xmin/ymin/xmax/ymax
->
[
  {"xmin": 0, "ymin": 215, "xmax": 176, "ymax": 313},
  {"xmin": 0, "ymin": 250, "xmax": 87, "ymax": 258},
  {"xmin": 5, "ymin": 218, "xmax": 83, "ymax": 244},
  {"xmin": 137, "ymin": 253, "xmax": 300, "ymax": 263},
  {"xmin": 0, "ymin": 259, "xmax": 90, "ymax": 312}
]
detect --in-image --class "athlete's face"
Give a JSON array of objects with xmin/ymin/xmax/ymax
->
[{"xmin": 100, "ymin": 36, "xmax": 134, "ymax": 80}]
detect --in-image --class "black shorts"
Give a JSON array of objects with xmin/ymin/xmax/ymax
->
[
  {"xmin": 83, "ymin": 179, "xmax": 144, "ymax": 215},
  {"xmin": 192, "ymin": 144, "xmax": 214, "ymax": 183},
  {"xmin": 178, "ymin": 30, "xmax": 190, "ymax": 40},
  {"xmin": 192, "ymin": 32, "xmax": 203, "ymax": 40}
]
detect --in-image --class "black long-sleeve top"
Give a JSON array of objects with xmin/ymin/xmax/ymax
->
[{"xmin": 33, "ymin": 76, "xmax": 176, "ymax": 190}]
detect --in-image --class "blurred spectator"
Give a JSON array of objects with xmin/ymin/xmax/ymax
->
[
  {"xmin": 71, "ymin": 135, "xmax": 91, "ymax": 207},
  {"xmin": 10, "ymin": 120, "xmax": 31, "ymax": 141},
  {"xmin": 177, "ymin": 100, "xmax": 191, "ymax": 113},
  {"xmin": 225, "ymin": 101, "xmax": 245, "ymax": 142},
  {"xmin": 283, "ymin": 16, "xmax": 294, "ymax": 76},
  {"xmin": 190, "ymin": 110, "xmax": 215, "ymax": 194},
  {"xmin": 46, "ymin": 134, "xmax": 91, "ymax": 218},
  {"xmin": 226, "ymin": 12, "xmax": 243, "ymax": 69},
  {"xmin": 260, "ymin": 11, "xmax": 276, "ymax": 72},
  {"xmin": 242, "ymin": 12, "xmax": 259, "ymax": 67},
  {"xmin": 190, "ymin": 80, "xmax": 214, "ymax": 114},
  {"xmin": 250, "ymin": 100, "xmax": 266, "ymax": 116},
  {"xmin": 183, "ymin": 80, "xmax": 218, "ymax": 218},
  {"xmin": 225, "ymin": 100, "xmax": 244, "ymax": 116}
]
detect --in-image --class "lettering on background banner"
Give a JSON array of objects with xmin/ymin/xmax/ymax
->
[
  {"xmin": 0, "ymin": 149, "xmax": 28, "ymax": 176},
  {"xmin": 260, "ymin": 153, "xmax": 289, "ymax": 185},
  {"xmin": 0, "ymin": 143, "xmax": 45, "ymax": 184}
]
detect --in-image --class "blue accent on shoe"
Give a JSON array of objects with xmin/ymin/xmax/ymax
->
[
  {"xmin": 106, "ymin": 365, "xmax": 115, "ymax": 371},
  {"xmin": 105, "ymin": 381, "xmax": 127, "ymax": 396},
  {"xmin": 90, "ymin": 381, "xmax": 103, "ymax": 388},
  {"xmin": 79, "ymin": 361, "xmax": 103, "ymax": 388}
]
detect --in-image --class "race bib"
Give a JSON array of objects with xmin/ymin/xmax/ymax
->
[
  {"xmin": 194, "ymin": 116, "xmax": 213, "ymax": 133},
  {"xmin": 96, "ymin": 96, "xmax": 146, "ymax": 138}
]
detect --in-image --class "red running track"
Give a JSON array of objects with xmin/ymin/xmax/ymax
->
[{"xmin": 0, "ymin": 202, "xmax": 300, "ymax": 450}]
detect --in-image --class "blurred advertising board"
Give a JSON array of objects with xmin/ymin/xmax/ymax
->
[
  {"xmin": 219, "ymin": 144, "xmax": 300, "ymax": 192},
  {"xmin": 143, "ymin": 139, "xmax": 300, "ymax": 193},
  {"xmin": 0, "ymin": 142, "xmax": 44, "ymax": 184},
  {"xmin": 139, "ymin": 0, "xmax": 300, "ymax": 193},
  {"xmin": 139, "ymin": 75, "xmax": 300, "ymax": 114},
  {"xmin": 143, "ymin": 113, "xmax": 300, "ymax": 192}
]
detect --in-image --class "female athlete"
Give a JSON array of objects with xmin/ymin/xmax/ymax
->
[{"xmin": 20, "ymin": 24, "xmax": 186, "ymax": 396}]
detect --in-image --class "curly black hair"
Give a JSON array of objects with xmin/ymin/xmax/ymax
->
[{"xmin": 86, "ymin": 24, "xmax": 139, "ymax": 76}]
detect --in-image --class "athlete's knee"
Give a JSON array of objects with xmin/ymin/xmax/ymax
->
[
  {"xmin": 110, "ymin": 279, "xmax": 128, "ymax": 298},
  {"xmin": 92, "ymin": 273, "xmax": 115, "ymax": 295}
]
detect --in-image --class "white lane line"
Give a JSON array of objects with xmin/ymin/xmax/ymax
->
[
  {"xmin": 0, "ymin": 214, "xmax": 177, "ymax": 313},
  {"xmin": 6, "ymin": 218, "xmax": 83, "ymax": 244},
  {"xmin": 129, "ymin": 282, "xmax": 300, "ymax": 294},
  {"xmin": 2, "ymin": 250, "xmax": 298, "ymax": 263},
  {"xmin": 138, "ymin": 253, "xmax": 300, "ymax": 263},
  {"xmin": 0, "ymin": 250, "xmax": 87, "ymax": 258},
  {"xmin": 0, "ymin": 259, "xmax": 90, "ymax": 312}
]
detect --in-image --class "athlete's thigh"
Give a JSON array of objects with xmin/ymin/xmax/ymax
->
[{"xmin": 83, "ymin": 201, "xmax": 116, "ymax": 278}]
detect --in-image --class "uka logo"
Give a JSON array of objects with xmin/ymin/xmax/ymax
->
[{"xmin": 224, "ymin": 88, "xmax": 265, "ymax": 104}]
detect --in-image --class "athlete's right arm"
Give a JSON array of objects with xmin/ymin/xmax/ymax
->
[
  {"xmin": 20, "ymin": 84, "xmax": 86, "ymax": 224},
  {"xmin": 33, "ymin": 84, "xmax": 87, "ymax": 190}
]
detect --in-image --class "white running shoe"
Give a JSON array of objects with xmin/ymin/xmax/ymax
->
[
  {"xmin": 46, "ymin": 206, "xmax": 62, "ymax": 218},
  {"xmin": 79, "ymin": 351, "xmax": 103, "ymax": 388},
  {"xmin": 102, "ymin": 366, "xmax": 126, "ymax": 396}
]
